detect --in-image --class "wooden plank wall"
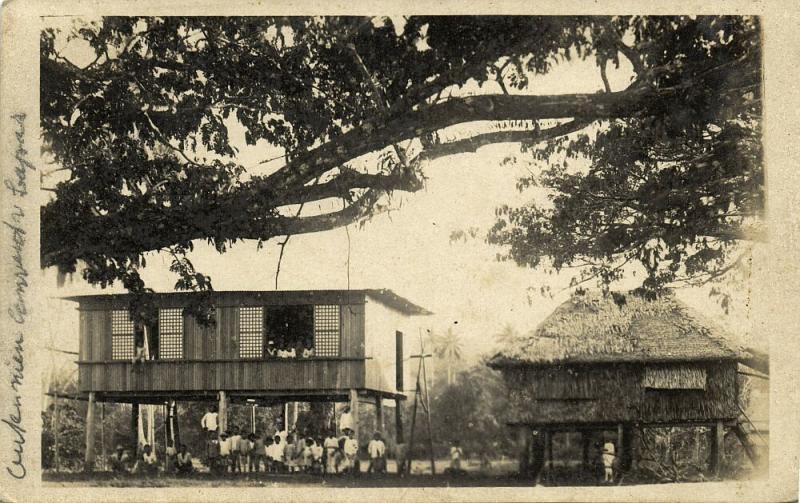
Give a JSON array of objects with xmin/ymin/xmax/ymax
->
[
  {"xmin": 78, "ymin": 360, "xmax": 366, "ymax": 392},
  {"xmin": 341, "ymin": 304, "xmax": 364, "ymax": 358}
]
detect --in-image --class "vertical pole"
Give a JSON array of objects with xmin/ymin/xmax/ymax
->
[
  {"xmin": 406, "ymin": 357, "xmax": 423, "ymax": 475},
  {"xmin": 84, "ymin": 392, "xmax": 96, "ymax": 472},
  {"xmin": 218, "ymin": 391, "xmax": 228, "ymax": 436},
  {"xmin": 581, "ymin": 431, "xmax": 590, "ymax": 470},
  {"xmin": 375, "ymin": 395, "xmax": 384, "ymax": 435},
  {"xmin": 517, "ymin": 425, "xmax": 531, "ymax": 477},
  {"xmin": 172, "ymin": 401, "xmax": 181, "ymax": 446},
  {"xmin": 349, "ymin": 389, "xmax": 359, "ymax": 441},
  {"xmin": 130, "ymin": 402, "xmax": 139, "ymax": 454},
  {"xmin": 100, "ymin": 403, "xmax": 106, "ymax": 472},
  {"xmin": 710, "ymin": 420, "xmax": 724, "ymax": 476},
  {"xmin": 621, "ymin": 423, "xmax": 634, "ymax": 471},
  {"xmin": 420, "ymin": 353, "xmax": 435, "ymax": 475},
  {"xmin": 545, "ymin": 430, "xmax": 553, "ymax": 472},
  {"xmin": 53, "ymin": 396, "xmax": 60, "ymax": 473},
  {"xmin": 394, "ymin": 399, "xmax": 404, "ymax": 444},
  {"xmin": 252, "ymin": 404, "xmax": 256, "ymax": 434}
]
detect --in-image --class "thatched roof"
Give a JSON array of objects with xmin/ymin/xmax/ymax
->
[{"xmin": 488, "ymin": 290, "xmax": 743, "ymax": 368}]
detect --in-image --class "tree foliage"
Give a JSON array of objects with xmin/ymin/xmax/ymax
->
[{"xmin": 41, "ymin": 16, "xmax": 762, "ymax": 307}]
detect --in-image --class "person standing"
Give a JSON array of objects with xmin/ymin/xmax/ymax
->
[
  {"xmin": 343, "ymin": 429, "xmax": 360, "ymax": 475},
  {"xmin": 219, "ymin": 432, "xmax": 232, "ymax": 474},
  {"xmin": 450, "ymin": 440, "xmax": 464, "ymax": 472},
  {"xmin": 229, "ymin": 428, "xmax": 242, "ymax": 474},
  {"xmin": 602, "ymin": 440, "xmax": 616, "ymax": 483},
  {"xmin": 323, "ymin": 431, "xmax": 339, "ymax": 474},
  {"xmin": 339, "ymin": 406, "xmax": 354, "ymax": 436},
  {"xmin": 367, "ymin": 432, "xmax": 386, "ymax": 474},
  {"xmin": 201, "ymin": 406, "xmax": 219, "ymax": 437}
]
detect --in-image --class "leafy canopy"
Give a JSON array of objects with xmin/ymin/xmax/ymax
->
[{"xmin": 41, "ymin": 16, "xmax": 761, "ymax": 315}]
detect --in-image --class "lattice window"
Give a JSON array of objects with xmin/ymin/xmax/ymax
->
[
  {"xmin": 158, "ymin": 308, "xmax": 184, "ymax": 359},
  {"xmin": 239, "ymin": 306, "xmax": 264, "ymax": 358},
  {"xmin": 111, "ymin": 310, "xmax": 135, "ymax": 360},
  {"xmin": 314, "ymin": 305, "xmax": 340, "ymax": 357}
]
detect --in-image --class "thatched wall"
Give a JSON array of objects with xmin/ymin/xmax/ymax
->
[{"xmin": 502, "ymin": 361, "xmax": 738, "ymax": 425}]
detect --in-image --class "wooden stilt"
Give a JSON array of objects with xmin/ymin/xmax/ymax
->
[
  {"xmin": 546, "ymin": 430, "xmax": 554, "ymax": 471},
  {"xmin": 518, "ymin": 425, "xmax": 531, "ymax": 477},
  {"xmin": 172, "ymin": 401, "xmax": 181, "ymax": 446},
  {"xmin": 394, "ymin": 399, "xmax": 404, "ymax": 444},
  {"xmin": 100, "ymin": 404, "xmax": 106, "ymax": 472},
  {"xmin": 349, "ymin": 389, "xmax": 359, "ymax": 441},
  {"xmin": 130, "ymin": 401, "xmax": 139, "ymax": 454},
  {"xmin": 709, "ymin": 420, "xmax": 724, "ymax": 476},
  {"xmin": 581, "ymin": 431, "xmax": 591, "ymax": 470},
  {"xmin": 84, "ymin": 392, "xmax": 96, "ymax": 472},
  {"xmin": 218, "ymin": 391, "xmax": 228, "ymax": 436},
  {"xmin": 621, "ymin": 423, "xmax": 633, "ymax": 471},
  {"xmin": 375, "ymin": 395, "xmax": 384, "ymax": 434}
]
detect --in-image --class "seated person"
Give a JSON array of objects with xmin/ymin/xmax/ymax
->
[
  {"xmin": 266, "ymin": 341, "xmax": 277, "ymax": 357},
  {"xmin": 176, "ymin": 444, "xmax": 193, "ymax": 474},
  {"xmin": 301, "ymin": 342, "xmax": 314, "ymax": 358},
  {"xmin": 133, "ymin": 444, "xmax": 158, "ymax": 476},
  {"xmin": 109, "ymin": 444, "xmax": 130, "ymax": 474},
  {"xmin": 165, "ymin": 440, "xmax": 177, "ymax": 474}
]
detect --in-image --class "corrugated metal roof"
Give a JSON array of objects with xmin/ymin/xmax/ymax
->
[{"xmin": 488, "ymin": 290, "xmax": 743, "ymax": 367}]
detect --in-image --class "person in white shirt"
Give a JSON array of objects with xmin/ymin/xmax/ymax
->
[
  {"xmin": 343, "ymin": 429, "xmax": 359, "ymax": 474},
  {"xmin": 367, "ymin": 432, "xmax": 386, "ymax": 474},
  {"xmin": 323, "ymin": 432, "xmax": 340, "ymax": 474},
  {"xmin": 602, "ymin": 441, "xmax": 616, "ymax": 483},
  {"xmin": 219, "ymin": 432, "xmax": 232, "ymax": 473},
  {"xmin": 339, "ymin": 406, "xmax": 354, "ymax": 435},
  {"xmin": 229, "ymin": 428, "xmax": 242, "ymax": 473},
  {"xmin": 270, "ymin": 434, "xmax": 286, "ymax": 472},
  {"xmin": 450, "ymin": 439, "xmax": 464, "ymax": 472},
  {"xmin": 200, "ymin": 406, "xmax": 219, "ymax": 436}
]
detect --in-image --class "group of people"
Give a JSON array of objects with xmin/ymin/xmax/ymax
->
[
  {"xmin": 265, "ymin": 338, "xmax": 315, "ymax": 359},
  {"xmin": 200, "ymin": 405, "xmax": 388, "ymax": 476},
  {"xmin": 108, "ymin": 441, "xmax": 193, "ymax": 476}
]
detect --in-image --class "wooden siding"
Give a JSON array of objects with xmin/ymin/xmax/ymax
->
[
  {"xmin": 501, "ymin": 361, "xmax": 739, "ymax": 425},
  {"xmin": 341, "ymin": 303, "xmax": 365, "ymax": 358},
  {"xmin": 78, "ymin": 359, "xmax": 366, "ymax": 393}
]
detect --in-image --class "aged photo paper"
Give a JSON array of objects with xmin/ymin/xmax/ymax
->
[{"xmin": 1, "ymin": 1, "xmax": 798, "ymax": 501}]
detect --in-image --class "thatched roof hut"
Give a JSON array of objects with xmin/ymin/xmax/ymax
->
[
  {"xmin": 489, "ymin": 290, "xmax": 743, "ymax": 368},
  {"xmin": 487, "ymin": 290, "xmax": 748, "ymax": 477}
]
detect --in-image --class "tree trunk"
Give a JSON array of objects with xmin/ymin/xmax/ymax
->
[{"xmin": 84, "ymin": 392, "xmax": 96, "ymax": 472}]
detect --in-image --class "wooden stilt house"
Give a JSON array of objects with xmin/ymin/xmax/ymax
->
[
  {"xmin": 488, "ymin": 290, "xmax": 753, "ymax": 479},
  {"xmin": 68, "ymin": 289, "xmax": 431, "ymax": 470}
]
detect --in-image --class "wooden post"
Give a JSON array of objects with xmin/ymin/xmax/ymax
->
[
  {"xmin": 709, "ymin": 420, "xmax": 724, "ymax": 476},
  {"xmin": 375, "ymin": 395, "xmax": 384, "ymax": 435},
  {"xmin": 581, "ymin": 431, "xmax": 591, "ymax": 470},
  {"xmin": 52, "ymin": 396, "xmax": 61, "ymax": 473},
  {"xmin": 620, "ymin": 424, "xmax": 634, "ymax": 471},
  {"xmin": 349, "ymin": 389, "xmax": 359, "ymax": 441},
  {"xmin": 218, "ymin": 391, "xmax": 228, "ymax": 436},
  {"xmin": 172, "ymin": 401, "xmax": 181, "ymax": 446},
  {"xmin": 130, "ymin": 402, "xmax": 139, "ymax": 454},
  {"xmin": 518, "ymin": 425, "xmax": 531, "ymax": 477},
  {"xmin": 84, "ymin": 392, "xmax": 96, "ymax": 472},
  {"xmin": 100, "ymin": 404, "xmax": 106, "ymax": 472},
  {"xmin": 545, "ymin": 430, "xmax": 553, "ymax": 472},
  {"xmin": 395, "ymin": 399, "xmax": 404, "ymax": 444}
]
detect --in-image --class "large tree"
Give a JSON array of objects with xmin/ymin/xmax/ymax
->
[{"xmin": 41, "ymin": 16, "xmax": 762, "ymax": 309}]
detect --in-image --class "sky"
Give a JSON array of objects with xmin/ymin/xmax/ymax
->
[{"xmin": 41, "ymin": 18, "xmax": 760, "ymax": 378}]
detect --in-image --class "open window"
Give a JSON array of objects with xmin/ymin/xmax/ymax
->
[{"xmin": 265, "ymin": 305, "xmax": 314, "ymax": 357}]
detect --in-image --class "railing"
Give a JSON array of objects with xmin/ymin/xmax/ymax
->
[{"xmin": 78, "ymin": 358, "xmax": 367, "ymax": 393}]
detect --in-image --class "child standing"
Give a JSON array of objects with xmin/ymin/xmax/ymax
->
[
  {"xmin": 240, "ymin": 433, "xmax": 254, "ymax": 474},
  {"xmin": 219, "ymin": 432, "xmax": 231, "ymax": 474},
  {"xmin": 324, "ymin": 431, "xmax": 339, "ymax": 474},
  {"xmin": 343, "ymin": 429, "xmax": 359, "ymax": 474},
  {"xmin": 450, "ymin": 440, "xmax": 464, "ymax": 471},
  {"xmin": 367, "ymin": 432, "xmax": 386, "ymax": 474},
  {"xmin": 229, "ymin": 428, "xmax": 242, "ymax": 473},
  {"xmin": 602, "ymin": 441, "xmax": 616, "ymax": 483},
  {"xmin": 253, "ymin": 432, "xmax": 266, "ymax": 472}
]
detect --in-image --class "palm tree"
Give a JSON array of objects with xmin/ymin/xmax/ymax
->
[
  {"xmin": 494, "ymin": 323, "xmax": 519, "ymax": 348},
  {"xmin": 431, "ymin": 327, "xmax": 464, "ymax": 385}
]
